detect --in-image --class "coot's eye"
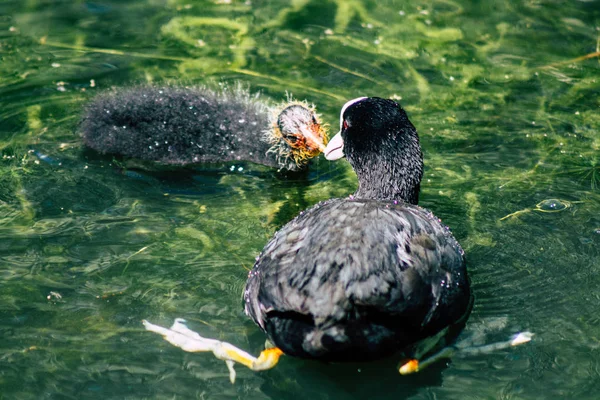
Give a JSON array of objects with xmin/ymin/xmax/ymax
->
[
  {"xmin": 343, "ymin": 120, "xmax": 349, "ymax": 130},
  {"xmin": 312, "ymin": 115, "xmax": 318, "ymax": 124},
  {"xmin": 284, "ymin": 133, "xmax": 298, "ymax": 143}
]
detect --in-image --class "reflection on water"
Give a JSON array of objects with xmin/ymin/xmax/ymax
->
[{"xmin": 1, "ymin": 0, "xmax": 599, "ymax": 399}]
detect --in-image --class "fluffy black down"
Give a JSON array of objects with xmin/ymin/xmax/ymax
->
[{"xmin": 80, "ymin": 86, "xmax": 284, "ymax": 168}]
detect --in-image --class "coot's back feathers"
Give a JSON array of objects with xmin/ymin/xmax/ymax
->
[{"xmin": 245, "ymin": 198, "xmax": 470, "ymax": 360}]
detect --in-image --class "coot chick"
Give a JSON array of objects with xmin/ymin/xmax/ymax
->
[
  {"xmin": 144, "ymin": 97, "xmax": 472, "ymax": 381},
  {"xmin": 80, "ymin": 85, "xmax": 327, "ymax": 171}
]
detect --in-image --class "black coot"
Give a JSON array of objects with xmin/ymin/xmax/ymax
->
[
  {"xmin": 244, "ymin": 97, "xmax": 472, "ymax": 366},
  {"xmin": 143, "ymin": 97, "xmax": 472, "ymax": 381},
  {"xmin": 80, "ymin": 85, "xmax": 327, "ymax": 171}
]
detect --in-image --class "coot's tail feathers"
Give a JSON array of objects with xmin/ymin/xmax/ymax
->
[
  {"xmin": 80, "ymin": 84, "xmax": 278, "ymax": 167},
  {"xmin": 265, "ymin": 315, "xmax": 400, "ymax": 361}
]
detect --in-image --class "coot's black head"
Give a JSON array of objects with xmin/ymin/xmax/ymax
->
[
  {"xmin": 266, "ymin": 102, "xmax": 328, "ymax": 169},
  {"xmin": 324, "ymin": 97, "xmax": 423, "ymax": 204}
]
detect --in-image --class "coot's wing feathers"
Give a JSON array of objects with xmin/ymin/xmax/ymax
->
[{"xmin": 245, "ymin": 198, "xmax": 469, "ymax": 334}]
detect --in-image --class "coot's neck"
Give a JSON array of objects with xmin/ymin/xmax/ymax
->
[{"xmin": 350, "ymin": 129, "xmax": 423, "ymax": 205}]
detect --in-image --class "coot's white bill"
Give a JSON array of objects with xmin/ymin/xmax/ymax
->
[{"xmin": 324, "ymin": 131, "xmax": 344, "ymax": 160}]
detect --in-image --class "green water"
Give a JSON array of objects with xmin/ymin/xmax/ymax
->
[{"xmin": 1, "ymin": 0, "xmax": 599, "ymax": 398}]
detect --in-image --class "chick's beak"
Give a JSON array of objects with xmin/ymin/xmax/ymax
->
[{"xmin": 298, "ymin": 122, "xmax": 327, "ymax": 153}]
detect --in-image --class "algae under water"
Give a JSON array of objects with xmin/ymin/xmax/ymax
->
[{"xmin": 1, "ymin": 0, "xmax": 599, "ymax": 399}]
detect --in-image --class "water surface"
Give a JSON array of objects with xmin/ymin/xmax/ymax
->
[{"xmin": 1, "ymin": 1, "xmax": 599, "ymax": 399}]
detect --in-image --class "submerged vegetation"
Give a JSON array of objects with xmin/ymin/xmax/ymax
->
[{"xmin": 0, "ymin": 0, "xmax": 599, "ymax": 398}]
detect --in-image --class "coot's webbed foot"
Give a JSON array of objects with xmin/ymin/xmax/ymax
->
[
  {"xmin": 142, "ymin": 319, "xmax": 283, "ymax": 383},
  {"xmin": 398, "ymin": 331, "xmax": 534, "ymax": 375}
]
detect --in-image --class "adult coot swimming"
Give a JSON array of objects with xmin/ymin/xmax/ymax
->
[
  {"xmin": 80, "ymin": 85, "xmax": 327, "ymax": 171},
  {"xmin": 144, "ymin": 97, "xmax": 473, "ymax": 381}
]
